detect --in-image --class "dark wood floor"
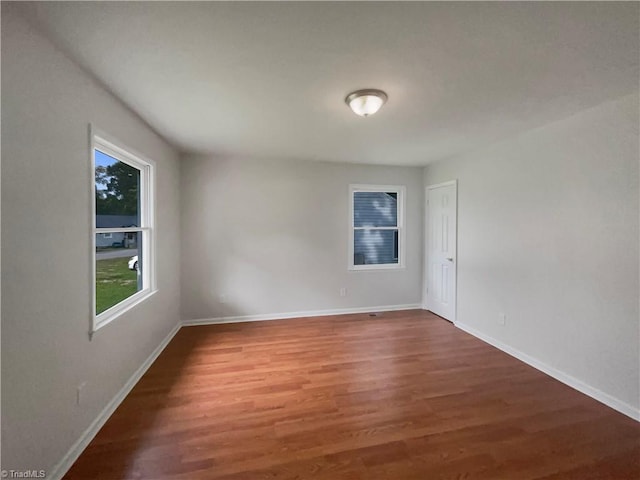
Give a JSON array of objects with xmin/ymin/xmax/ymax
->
[{"xmin": 64, "ymin": 310, "xmax": 639, "ymax": 479}]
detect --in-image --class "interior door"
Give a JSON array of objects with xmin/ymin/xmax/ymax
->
[{"xmin": 426, "ymin": 181, "xmax": 457, "ymax": 321}]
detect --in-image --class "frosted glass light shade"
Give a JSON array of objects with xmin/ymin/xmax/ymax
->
[{"xmin": 345, "ymin": 89, "xmax": 388, "ymax": 117}]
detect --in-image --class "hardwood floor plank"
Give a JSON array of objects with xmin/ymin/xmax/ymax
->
[{"xmin": 63, "ymin": 310, "xmax": 640, "ymax": 479}]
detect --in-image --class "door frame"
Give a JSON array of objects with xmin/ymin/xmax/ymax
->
[{"xmin": 423, "ymin": 179, "xmax": 458, "ymax": 322}]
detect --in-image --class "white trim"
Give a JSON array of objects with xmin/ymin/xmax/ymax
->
[
  {"xmin": 94, "ymin": 289, "xmax": 158, "ymax": 333},
  {"xmin": 51, "ymin": 307, "xmax": 420, "ymax": 478},
  {"xmin": 49, "ymin": 322, "xmax": 181, "ymax": 480},
  {"xmin": 91, "ymin": 126, "xmax": 157, "ymax": 170},
  {"xmin": 349, "ymin": 262, "xmax": 406, "ymax": 272},
  {"xmin": 353, "ymin": 226, "xmax": 399, "ymax": 230},
  {"xmin": 348, "ymin": 184, "xmax": 406, "ymax": 271},
  {"xmin": 425, "ymin": 180, "xmax": 458, "ymax": 191},
  {"xmin": 147, "ymin": 156, "xmax": 157, "ymax": 292},
  {"xmin": 89, "ymin": 127, "xmax": 97, "ymax": 335},
  {"xmin": 91, "ymin": 125, "xmax": 156, "ymax": 335},
  {"xmin": 183, "ymin": 303, "xmax": 423, "ymax": 326},
  {"xmin": 46, "ymin": 310, "xmax": 639, "ymax": 480},
  {"xmin": 350, "ymin": 183, "xmax": 405, "ymax": 192},
  {"xmin": 424, "ymin": 179, "xmax": 458, "ymax": 322},
  {"xmin": 95, "ymin": 227, "xmax": 145, "ymax": 234},
  {"xmin": 422, "ymin": 189, "xmax": 429, "ymax": 309},
  {"xmin": 455, "ymin": 321, "xmax": 640, "ymax": 422}
]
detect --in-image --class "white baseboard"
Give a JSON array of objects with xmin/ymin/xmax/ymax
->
[
  {"xmin": 455, "ymin": 321, "xmax": 640, "ymax": 422},
  {"xmin": 182, "ymin": 303, "xmax": 423, "ymax": 326},
  {"xmin": 51, "ymin": 310, "xmax": 637, "ymax": 480},
  {"xmin": 48, "ymin": 322, "xmax": 182, "ymax": 480},
  {"xmin": 48, "ymin": 305, "xmax": 422, "ymax": 478}
]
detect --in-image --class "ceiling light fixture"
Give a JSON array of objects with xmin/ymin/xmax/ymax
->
[{"xmin": 345, "ymin": 89, "xmax": 388, "ymax": 117}]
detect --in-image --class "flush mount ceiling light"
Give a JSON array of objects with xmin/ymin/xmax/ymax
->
[{"xmin": 345, "ymin": 89, "xmax": 388, "ymax": 117}]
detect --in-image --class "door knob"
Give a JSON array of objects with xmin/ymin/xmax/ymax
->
[{"xmin": 446, "ymin": 257, "xmax": 454, "ymax": 262}]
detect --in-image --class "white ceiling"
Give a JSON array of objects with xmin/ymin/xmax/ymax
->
[{"xmin": 16, "ymin": 2, "xmax": 639, "ymax": 166}]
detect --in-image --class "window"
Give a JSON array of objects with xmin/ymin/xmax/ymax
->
[
  {"xmin": 93, "ymin": 130, "xmax": 155, "ymax": 332},
  {"xmin": 349, "ymin": 184, "xmax": 405, "ymax": 270}
]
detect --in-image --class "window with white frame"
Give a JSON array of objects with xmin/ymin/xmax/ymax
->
[
  {"xmin": 93, "ymin": 131, "xmax": 155, "ymax": 331},
  {"xmin": 349, "ymin": 184, "xmax": 405, "ymax": 270}
]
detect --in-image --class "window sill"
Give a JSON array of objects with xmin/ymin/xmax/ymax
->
[
  {"xmin": 349, "ymin": 264, "xmax": 406, "ymax": 272},
  {"xmin": 91, "ymin": 288, "xmax": 158, "ymax": 337}
]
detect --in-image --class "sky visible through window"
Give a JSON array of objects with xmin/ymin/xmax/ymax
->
[
  {"xmin": 95, "ymin": 149, "xmax": 140, "ymax": 220},
  {"xmin": 96, "ymin": 149, "xmax": 116, "ymax": 167},
  {"xmin": 95, "ymin": 150, "xmax": 117, "ymax": 193}
]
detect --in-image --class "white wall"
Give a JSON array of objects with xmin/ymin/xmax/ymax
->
[
  {"xmin": 424, "ymin": 93, "xmax": 640, "ymax": 415},
  {"xmin": 180, "ymin": 156, "xmax": 423, "ymax": 321},
  {"xmin": 1, "ymin": 6, "xmax": 181, "ymax": 475}
]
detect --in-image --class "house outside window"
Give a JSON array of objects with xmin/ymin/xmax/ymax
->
[
  {"xmin": 92, "ymin": 129, "xmax": 155, "ymax": 332},
  {"xmin": 349, "ymin": 184, "xmax": 405, "ymax": 270}
]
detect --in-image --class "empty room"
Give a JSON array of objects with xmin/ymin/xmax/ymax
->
[{"xmin": 2, "ymin": 1, "xmax": 639, "ymax": 479}]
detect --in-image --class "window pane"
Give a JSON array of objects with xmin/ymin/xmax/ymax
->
[
  {"xmin": 354, "ymin": 229, "xmax": 399, "ymax": 265},
  {"xmin": 95, "ymin": 232, "xmax": 142, "ymax": 315},
  {"xmin": 354, "ymin": 191, "xmax": 398, "ymax": 227},
  {"xmin": 95, "ymin": 149, "xmax": 140, "ymax": 227}
]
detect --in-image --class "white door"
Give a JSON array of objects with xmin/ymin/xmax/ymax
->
[{"xmin": 426, "ymin": 181, "xmax": 457, "ymax": 321}]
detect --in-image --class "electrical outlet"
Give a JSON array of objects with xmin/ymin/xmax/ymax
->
[
  {"xmin": 219, "ymin": 293, "xmax": 228, "ymax": 304},
  {"xmin": 498, "ymin": 313, "xmax": 506, "ymax": 326},
  {"xmin": 77, "ymin": 382, "xmax": 87, "ymax": 406},
  {"xmin": 340, "ymin": 287, "xmax": 347, "ymax": 297}
]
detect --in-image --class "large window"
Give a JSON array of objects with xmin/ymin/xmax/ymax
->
[
  {"xmin": 92, "ymin": 131, "xmax": 155, "ymax": 332},
  {"xmin": 349, "ymin": 184, "xmax": 405, "ymax": 270}
]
